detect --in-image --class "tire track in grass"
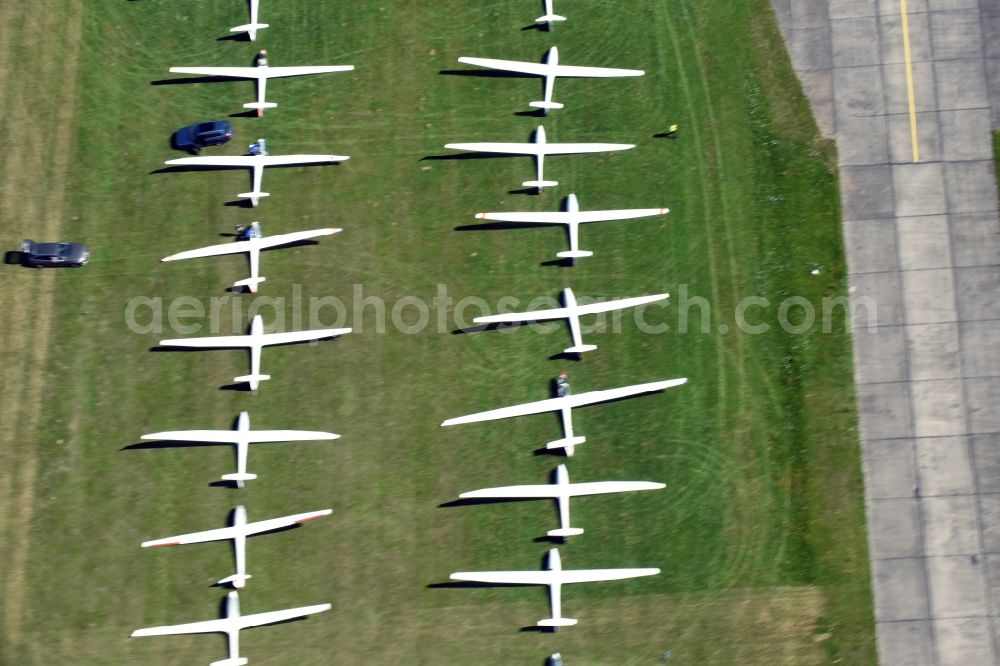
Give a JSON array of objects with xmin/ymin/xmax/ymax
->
[
  {"xmin": 654, "ymin": 0, "xmax": 727, "ymax": 451},
  {"xmin": 0, "ymin": 0, "xmax": 84, "ymax": 653},
  {"xmin": 677, "ymin": 0, "xmax": 792, "ymax": 585},
  {"xmin": 0, "ymin": 1, "xmax": 54, "ymax": 608},
  {"xmin": 655, "ymin": 1, "xmax": 767, "ymax": 587},
  {"xmin": 645, "ymin": 0, "xmax": 786, "ymax": 590},
  {"xmin": 649, "ymin": 0, "xmax": 745, "ymax": 591},
  {"xmin": 677, "ymin": 3, "xmax": 772, "ymax": 585}
]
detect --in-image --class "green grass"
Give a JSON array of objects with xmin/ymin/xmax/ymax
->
[{"xmin": 1, "ymin": 1, "xmax": 874, "ymax": 664}]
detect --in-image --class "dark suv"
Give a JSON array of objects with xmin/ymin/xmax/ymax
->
[
  {"xmin": 173, "ymin": 120, "xmax": 233, "ymax": 153},
  {"xmin": 20, "ymin": 240, "xmax": 89, "ymax": 267}
]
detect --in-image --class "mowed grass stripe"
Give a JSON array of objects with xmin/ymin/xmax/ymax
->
[
  {"xmin": 681, "ymin": 0, "xmax": 791, "ymax": 580},
  {"xmin": 9, "ymin": 588, "xmax": 827, "ymax": 665},
  {"xmin": 652, "ymin": 1, "xmax": 782, "ymax": 589},
  {"xmin": 655, "ymin": 0, "xmax": 731, "ymax": 445},
  {"xmin": 0, "ymin": 1, "xmax": 85, "ymax": 656}
]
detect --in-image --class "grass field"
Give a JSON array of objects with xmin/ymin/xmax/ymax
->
[{"xmin": 0, "ymin": 1, "xmax": 875, "ymax": 664}]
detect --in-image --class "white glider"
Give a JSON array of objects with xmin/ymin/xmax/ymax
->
[
  {"xmin": 232, "ymin": 0, "xmax": 268, "ymax": 41},
  {"xmin": 141, "ymin": 411, "xmax": 340, "ymax": 488},
  {"xmin": 476, "ymin": 193, "xmax": 669, "ymax": 260},
  {"xmin": 168, "ymin": 60, "xmax": 354, "ymax": 117},
  {"xmin": 142, "ymin": 505, "xmax": 331, "ymax": 588},
  {"xmin": 164, "ymin": 151, "xmax": 349, "ymax": 207},
  {"xmin": 458, "ymin": 47, "xmax": 643, "ymax": 112},
  {"xmin": 450, "ymin": 547, "xmax": 658, "ymax": 628},
  {"xmin": 158, "ymin": 314, "xmax": 351, "ymax": 391},
  {"xmin": 444, "ymin": 125, "xmax": 633, "ymax": 191},
  {"xmin": 537, "ymin": 0, "xmax": 566, "ymax": 26},
  {"xmin": 460, "ymin": 464, "xmax": 664, "ymax": 538},
  {"xmin": 162, "ymin": 227, "xmax": 340, "ymax": 293},
  {"xmin": 472, "ymin": 287, "xmax": 668, "ymax": 355},
  {"xmin": 131, "ymin": 590, "xmax": 330, "ymax": 666},
  {"xmin": 441, "ymin": 377, "xmax": 687, "ymax": 455}
]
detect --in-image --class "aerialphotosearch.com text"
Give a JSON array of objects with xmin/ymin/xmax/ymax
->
[{"xmin": 124, "ymin": 284, "xmax": 878, "ymax": 337}]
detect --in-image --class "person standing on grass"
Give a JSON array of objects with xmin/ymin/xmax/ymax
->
[{"xmin": 555, "ymin": 371, "xmax": 570, "ymax": 397}]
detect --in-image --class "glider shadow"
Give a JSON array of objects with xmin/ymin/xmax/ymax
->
[
  {"xmin": 532, "ymin": 446, "xmax": 568, "ymax": 458},
  {"xmin": 508, "ymin": 187, "xmax": 542, "ymax": 196},
  {"xmin": 151, "ymin": 164, "xmax": 245, "ymax": 175},
  {"xmin": 453, "ymin": 221, "xmax": 552, "ymax": 232},
  {"xmin": 150, "ymin": 338, "xmax": 342, "ymax": 354},
  {"xmin": 152, "ymin": 75, "xmax": 247, "ymax": 86},
  {"xmin": 217, "ymin": 31, "xmax": 252, "ymax": 43},
  {"xmin": 219, "ymin": 382, "xmax": 254, "ymax": 393},
  {"xmin": 426, "ymin": 580, "xmax": 533, "ymax": 590},
  {"xmin": 261, "ymin": 239, "xmax": 320, "ymax": 252},
  {"xmin": 121, "ymin": 440, "xmax": 225, "ymax": 452},
  {"xmin": 533, "ymin": 534, "xmax": 567, "ymax": 545},
  {"xmin": 420, "ymin": 152, "xmax": 523, "ymax": 162},
  {"xmin": 438, "ymin": 69, "xmax": 535, "ymax": 79},
  {"xmin": 451, "ymin": 321, "xmax": 530, "ymax": 335},
  {"xmin": 152, "ymin": 162, "xmax": 345, "ymax": 176},
  {"xmin": 438, "ymin": 497, "xmax": 539, "ymax": 509}
]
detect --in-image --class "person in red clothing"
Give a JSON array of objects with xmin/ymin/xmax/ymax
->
[{"xmin": 555, "ymin": 371, "xmax": 570, "ymax": 397}]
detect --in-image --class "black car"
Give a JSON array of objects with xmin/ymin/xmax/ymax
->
[
  {"xmin": 20, "ymin": 240, "xmax": 89, "ymax": 267},
  {"xmin": 173, "ymin": 120, "xmax": 232, "ymax": 153}
]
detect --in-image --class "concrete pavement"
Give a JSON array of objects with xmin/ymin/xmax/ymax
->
[{"xmin": 772, "ymin": 0, "xmax": 1000, "ymax": 663}]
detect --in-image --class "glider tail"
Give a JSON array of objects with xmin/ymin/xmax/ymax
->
[
  {"xmin": 529, "ymin": 101, "xmax": 565, "ymax": 111},
  {"xmin": 231, "ymin": 22, "xmax": 269, "ymax": 40},
  {"xmin": 234, "ymin": 374, "xmax": 271, "ymax": 390},
  {"xmin": 233, "ymin": 276, "xmax": 266, "ymax": 293},
  {"xmin": 217, "ymin": 572, "xmax": 252, "ymax": 588},
  {"xmin": 563, "ymin": 344, "xmax": 598, "ymax": 354},
  {"xmin": 536, "ymin": 14, "xmax": 567, "ymax": 23},
  {"xmin": 547, "ymin": 527, "xmax": 584, "ymax": 538},
  {"xmin": 522, "ymin": 180, "xmax": 559, "ymax": 189},
  {"xmin": 556, "ymin": 250, "xmax": 593, "ymax": 259},
  {"xmin": 243, "ymin": 101, "xmax": 278, "ymax": 117},
  {"xmin": 545, "ymin": 435, "xmax": 586, "ymax": 456},
  {"xmin": 220, "ymin": 472, "xmax": 258, "ymax": 488},
  {"xmin": 210, "ymin": 658, "xmax": 249, "ymax": 666},
  {"xmin": 537, "ymin": 617, "xmax": 577, "ymax": 628},
  {"xmin": 237, "ymin": 191, "xmax": 269, "ymax": 207}
]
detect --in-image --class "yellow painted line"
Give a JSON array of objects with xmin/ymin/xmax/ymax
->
[{"xmin": 900, "ymin": 0, "xmax": 920, "ymax": 162}]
